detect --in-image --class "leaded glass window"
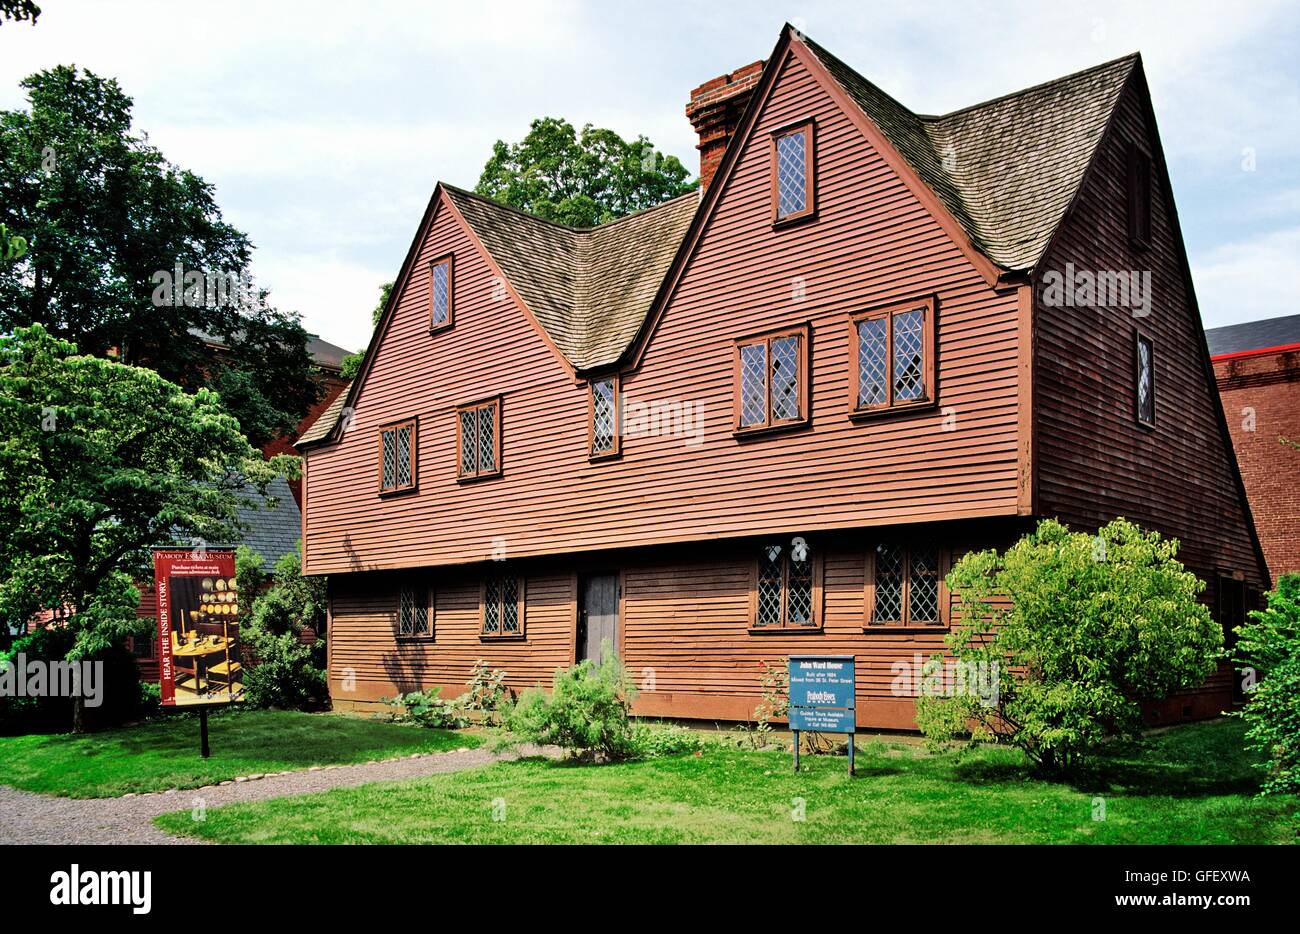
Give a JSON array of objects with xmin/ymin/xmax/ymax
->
[
  {"xmin": 870, "ymin": 543, "xmax": 944, "ymax": 627},
  {"xmin": 739, "ymin": 342, "xmax": 768, "ymax": 428},
  {"xmin": 872, "ymin": 544, "xmax": 904, "ymax": 624},
  {"xmin": 457, "ymin": 400, "xmax": 500, "ymax": 478},
  {"xmin": 430, "ymin": 257, "xmax": 452, "ymax": 327},
  {"xmin": 380, "ymin": 421, "xmax": 415, "ymax": 492},
  {"xmin": 736, "ymin": 330, "xmax": 805, "ymax": 430},
  {"xmin": 483, "ymin": 576, "xmax": 521, "ymax": 637},
  {"xmin": 856, "ymin": 316, "xmax": 888, "ymax": 407},
  {"xmin": 892, "ymin": 308, "xmax": 925, "ymax": 402},
  {"xmin": 1136, "ymin": 334, "xmax": 1154, "ymax": 425},
  {"xmin": 753, "ymin": 540, "xmax": 816, "ymax": 629},
  {"xmin": 853, "ymin": 303, "xmax": 932, "ymax": 412},
  {"xmin": 775, "ymin": 129, "xmax": 808, "ymax": 219},
  {"xmin": 590, "ymin": 377, "xmax": 617, "ymax": 456},
  {"xmin": 398, "ymin": 584, "xmax": 429, "ymax": 637}
]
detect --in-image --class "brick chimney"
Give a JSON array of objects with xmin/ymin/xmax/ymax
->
[{"xmin": 685, "ymin": 60, "xmax": 765, "ymax": 192}]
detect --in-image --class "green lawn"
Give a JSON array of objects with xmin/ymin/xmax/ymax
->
[
  {"xmin": 0, "ymin": 710, "xmax": 478, "ymax": 798},
  {"xmin": 155, "ymin": 718, "xmax": 1297, "ymax": 844}
]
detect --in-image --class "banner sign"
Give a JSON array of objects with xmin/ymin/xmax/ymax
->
[
  {"xmin": 788, "ymin": 655, "xmax": 856, "ymax": 733},
  {"xmin": 153, "ymin": 549, "xmax": 243, "ymax": 707}
]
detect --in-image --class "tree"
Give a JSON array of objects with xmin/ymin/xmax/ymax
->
[
  {"xmin": 339, "ymin": 281, "xmax": 392, "ymax": 380},
  {"xmin": 0, "ymin": 65, "xmax": 321, "ymax": 446},
  {"xmin": 0, "ymin": 2, "xmax": 40, "ymax": 26},
  {"xmin": 0, "ymin": 325, "xmax": 292, "ymax": 728},
  {"xmin": 241, "ymin": 543, "xmax": 327, "ymax": 709},
  {"xmin": 915, "ymin": 518, "xmax": 1223, "ymax": 775},
  {"xmin": 1234, "ymin": 573, "xmax": 1300, "ymax": 795},
  {"xmin": 476, "ymin": 117, "xmax": 695, "ymax": 228}
]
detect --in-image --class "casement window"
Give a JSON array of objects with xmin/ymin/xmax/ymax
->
[
  {"xmin": 430, "ymin": 255, "xmax": 454, "ymax": 331},
  {"xmin": 851, "ymin": 297, "xmax": 936, "ymax": 414},
  {"xmin": 378, "ymin": 419, "xmax": 417, "ymax": 493},
  {"xmin": 481, "ymin": 576, "xmax": 523, "ymax": 638},
  {"xmin": 456, "ymin": 397, "xmax": 501, "ymax": 480},
  {"xmin": 589, "ymin": 375, "xmax": 620, "ymax": 458},
  {"xmin": 752, "ymin": 539, "xmax": 820, "ymax": 630},
  {"xmin": 771, "ymin": 120, "xmax": 815, "ymax": 223},
  {"xmin": 397, "ymin": 583, "xmax": 431, "ymax": 639},
  {"xmin": 1127, "ymin": 143, "xmax": 1152, "ymax": 248},
  {"xmin": 1135, "ymin": 332, "xmax": 1155, "ymax": 426},
  {"xmin": 734, "ymin": 325, "xmax": 809, "ymax": 432},
  {"xmin": 866, "ymin": 543, "xmax": 948, "ymax": 627}
]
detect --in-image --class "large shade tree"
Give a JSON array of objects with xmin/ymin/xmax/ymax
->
[{"xmin": 0, "ymin": 65, "xmax": 320, "ymax": 446}]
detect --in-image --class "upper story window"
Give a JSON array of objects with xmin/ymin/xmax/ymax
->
[
  {"xmin": 397, "ymin": 583, "xmax": 431, "ymax": 639},
  {"xmin": 734, "ymin": 324, "xmax": 809, "ymax": 434},
  {"xmin": 482, "ymin": 576, "xmax": 522, "ymax": 638},
  {"xmin": 430, "ymin": 255, "xmax": 454, "ymax": 331},
  {"xmin": 378, "ymin": 419, "xmax": 417, "ymax": 494},
  {"xmin": 1127, "ymin": 143, "xmax": 1151, "ymax": 248},
  {"xmin": 771, "ymin": 120, "xmax": 815, "ymax": 224},
  {"xmin": 867, "ymin": 543, "xmax": 947, "ymax": 628},
  {"xmin": 1136, "ymin": 332, "xmax": 1155, "ymax": 426},
  {"xmin": 851, "ymin": 297, "xmax": 935, "ymax": 415},
  {"xmin": 457, "ymin": 397, "xmax": 501, "ymax": 480},
  {"xmin": 589, "ymin": 376, "xmax": 620, "ymax": 458},
  {"xmin": 752, "ymin": 539, "xmax": 819, "ymax": 630}
]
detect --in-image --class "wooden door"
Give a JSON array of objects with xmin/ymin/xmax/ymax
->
[{"xmin": 578, "ymin": 574, "xmax": 619, "ymax": 665}]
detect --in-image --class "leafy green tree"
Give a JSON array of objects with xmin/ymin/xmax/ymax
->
[
  {"xmin": 339, "ymin": 281, "xmax": 392, "ymax": 380},
  {"xmin": 0, "ymin": 65, "xmax": 321, "ymax": 446},
  {"xmin": 915, "ymin": 518, "xmax": 1223, "ymax": 775},
  {"xmin": 241, "ymin": 542, "xmax": 327, "ymax": 709},
  {"xmin": 476, "ymin": 117, "xmax": 695, "ymax": 227},
  {"xmin": 1234, "ymin": 573, "xmax": 1300, "ymax": 795},
  {"xmin": 0, "ymin": 325, "xmax": 291, "ymax": 728},
  {"xmin": 0, "ymin": 1, "xmax": 40, "ymax": 26}
]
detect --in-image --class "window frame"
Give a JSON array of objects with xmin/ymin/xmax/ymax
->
[
  {"xmin": 732, "ymin": 322, "xmax": 811, "ymax": 436},
  {"xmin": 1135, "ymin": 329, "xmax": 1156, "ymax": 428},
  {"xmin": 748, "ymin": 539, "xmax": 824, "ymax": 632},
  {"xmin": 1126, "ymin": 142, "xmax": 1152, "ymax": 250},
  {"xmin": 455, "ymin": 395, "xmax": 503, "ymax": 482},
  {"xmin": 864, "ymin": 543, "xmax": 950, "ymax": 630},
  {"xmin": 377, "ymin": 417, "xmax": 418, "ymax": 495},
  {"xmin": 587, "ymin": 374, "xmax": 621, "ymax": 460},
  {"xmin": 395, "ymin": 581, "xmax": 433, "ymax": 641},
  {"xmin": 480, "ymin": 575, "xmax": 525, "ymax": 640},
  {"xmin": 770, "ymin": 118, "xmax": 817, "ymax": 226},
  {"xmin": 848, "ymin": 295, "xmax": 938, "ymax": 419},
  {"xmin": 428, "ymin": 253, "xmax": 455, "ymax": 333}
]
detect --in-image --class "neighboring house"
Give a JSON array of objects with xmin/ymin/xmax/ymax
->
[
  {"xmin": 296, "ymin": 24, "xmax": 1265, "ymax": 729},
  {"xmin": 1207, "ymin": 314, "xmax": 1300, "ymax": 580}
]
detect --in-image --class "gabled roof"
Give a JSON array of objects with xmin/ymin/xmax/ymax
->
[
  {"xmin": 213, "ymin": 476, "xmax": 301, "ymax": 570},
  {"xmin": 1206, "ymin": 314, "xmax": 1300, "ymax": 358}
]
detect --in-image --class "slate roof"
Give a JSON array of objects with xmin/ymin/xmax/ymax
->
[
  {"xmin": 214, "ymin": 476, "xmax": 302, "ymax": 571},
  {"xmin": 1206, "ymin": 314, "xmax": 1300, "ymax": 357}
]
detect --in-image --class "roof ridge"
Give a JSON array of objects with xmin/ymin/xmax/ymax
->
[
  {"xmin": 443, "ymin": 181, "xmax": 698, "ymax": 235},
  {"xmin": 923, "ymin": 52, "xmax": 1140, "ymax": 122}
]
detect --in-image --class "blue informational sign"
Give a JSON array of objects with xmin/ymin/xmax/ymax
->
[{"xmin": 788, "ymin": 655, "xmax": 857, "ymax": 773}]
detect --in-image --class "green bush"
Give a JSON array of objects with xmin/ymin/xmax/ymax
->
[
  {"xmin": 629, "ymin": 722, "xmax": 709, "ymax": 759},
  {"xmin": 382, "ymin": 687, "xmax": 469, "ymax": 730},
  {"xmin": 506, "ymin": 649, "xmax": 637, "ymax": 760},
  {"xmin": 240, "ymin": 543, "xmax": 328, "ymax": 710},
  {"xmin": 916, "ymin": 518, "xmax": 1223, "ymax": 776},
  {"xmin": 463, "ymin": 659, "xmax": 509, "ymax": 725},
  {"xmin": 1235, "ymin": 573, "xmax": 1300, "ymax": 795}
]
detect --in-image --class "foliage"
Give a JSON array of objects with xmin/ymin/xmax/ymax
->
[
  {"xmin": 383, "ymin": 687, "xmax": 469, "ymax": 730},
  {"xmin": 754, "ymin": 658, "xmax": 789, "ymax": 736},
  {"xmin": 234, "ymin": 544, "xmax": 267, "ymax": 618},
  {"xmin": 1234, "ymin": 573, "xmax": 1300, "ymax": 795},
  {"xmin": 915, "ymin": 518, "xmax": 1223, "ymax": 776},
  {"xmin": 476, "ymin": 117, "xmax": 695, "ymax": 228},
  {"xmin": 338, "ymin": 281, "xmax": 391, "ymax": 380},
  {"xmin": 0, "ymin": 325, "xmax": 290, "ymax": 727},
  {"xmin": 629, "ymin": 722, "xmax": 710, "ymax": 759},
  {"xmin": 0, "ymin": 65, "xmax": 320, "ymax": 444},
  {"xmin": 505, "ymin": 649, "xmax": 638, "ymax": 760},
  {"xmin": 0, "ymin": 2, "xmax": 40, "ymax": 26},
  {"xmin": 463, "ymin": 658, "xmax": 509, "ymax": 725},
  {"xmin": 240, "ymin": 543, "xmax": 327, "ymax": 709}
]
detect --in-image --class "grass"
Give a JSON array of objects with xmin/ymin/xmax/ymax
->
[
  {"xmin": 154, "ymin": 718, "xmax": 1298, "ymax": 844},
  {"xmin": 0, "ymin": 709, "xmax": 479, "ymax": 798}
]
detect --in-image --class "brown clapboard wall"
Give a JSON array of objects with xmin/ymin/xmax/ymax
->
[{"xmin": 301, "ymin": 46, "xmax": 1025, "ymax": 579}]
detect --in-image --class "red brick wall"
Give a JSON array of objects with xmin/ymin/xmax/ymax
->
[{"xmin": 1214, "ymin": 348, "xmax": 1300, "ymax": 580}]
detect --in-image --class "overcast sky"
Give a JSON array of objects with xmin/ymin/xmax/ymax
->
[{"xmin": 2, "ymin": 0, "xmax": 1297, "ymax": 351}]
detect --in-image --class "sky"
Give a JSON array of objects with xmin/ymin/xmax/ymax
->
[{"xmin": 1, "ymin": 0, "xmax": 1297, "ymax": 352}]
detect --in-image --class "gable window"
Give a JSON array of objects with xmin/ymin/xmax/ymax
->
[
  {"xmin": 734, "ymin": 324, "xmax": 809, "ymax": 433},
  {"xmin": 851, "ymin": 297, "xmax": 936, "ymax": 415},
  {"xmin": 589, "ymin": 376, "xmax": 620, "ymax": 458},
  {"xmin": 1135, "ymin": 332, "xmax": 1155, "ymax": 426},
  {"xmin": 1127, "ymin": 143, "xmax": 1151, "ymax": 248},
  {"xmin": 430, "ymin": 255, "xmax": 454, "ymax": 330},
  {"xmin": 457, "ymin": 397, "xmax": 501, "ymax": 480},
  {"xmin": 771, "ymin": 120, "xmax": 815, "ymax": 224},
  {"xmin": 752, "ymin": 539, "xmax": 820, "ymax": 630},
  {"xmin": 397, "ymin": 583, "xmax": 431, "ymax": 639},
  {"xmin": 482, "ymin": 576, "xmax": 523, "ymax": 638},
  {"xmin": 867, "ymin": 543, "xmax": 947, "ymax": 627},
  {"xmin": 378, "ymin": 419, "xmax": 416, "ymax": 493}
]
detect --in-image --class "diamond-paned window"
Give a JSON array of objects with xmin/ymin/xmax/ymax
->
[
  {"xmin": 857, "ymin": 316, "xmax": 889, "ymax": 407},
  {"xmin": 1136, "ymin": 334, "xmax": 1155, "ymax": 425},
  {"xmin": 430, "ymin": 257, "xmax": 452, "ymax": 327},
  {"xmin": 757, "ymin": 544, "xmax": 784, "ymax": 627},
  {"xmin": 483, "ymin": 576, "xmax": 521, "ymax": 637},
  {"xmin": 590, "ymin": 377, "xmax": 617, "ymax": 456},
  {"xmin": 398, "ymin": 584, "xmax": 429, "ymax": 637},
  {"xmin": 775, "ymin": 128, "xmax": 810, "ymax": 220},
  {"xmin": 872, "ymin": 544, "xmax": 904, "ymax": 624},
  {"xmin": 736, "ymin": 329, "xmax": 806, "ymax": 431},
  {"xmin": 770, "ymin": 336, "xmax": 800, "ymax": 421},
  {"xmin": 753, "ymin": 540, "xmax": 817, "ymax": 629},
  {"xmin": 892, "ymin": 308, "xmax": 925, "ymax": 402},
  {"xmin": 739, "ymin": 342, "xmax": 768, "ymax": 428},
  {"xmin": 871, "ymin": 543, "xmax": 944, "ymax": 627},
  {"xmin": 853, "ymin": 302, "xmax": 932, "ymax": 412},
  {"xmin": 908, "ymin": 547, "xmax": 940, "ymax": 624},
  {"xmin": 380, "ymin": 421, "xmax": 415, "ymax": 492},
  {"xmin": 458, "ymin": 400, "xmax": 500, "ymax": 478}
]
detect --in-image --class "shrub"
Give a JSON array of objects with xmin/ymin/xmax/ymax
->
[
  {"xmin": 505, "ymin": 649, "xmax": 637, "ymax": 760},
  {"xmin": 1234, "ymin": 573, "xmax": 1300, "ymax": 795},
  {"xmin": 464, "ymin": 659, "xmax": 509, "ymax": 725},
  {"xmin": 240, "ymin": 543, "xmax": 328, "ymax": 709},
  {"xmin": 383, "ymin": 687, "xmax": 469, "ymax": 730},
  {"xmin": 629, "ymin": 722, "xmax": 709, "ymax": 759},
  {"xmin": 916, "ymin": 518, "xmax": 1223, "ymax": 776}
]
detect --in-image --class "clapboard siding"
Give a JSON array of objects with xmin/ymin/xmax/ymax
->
[{"xmin": 301, "ymin": 48, "xmax": 1024, "ymax": 577}]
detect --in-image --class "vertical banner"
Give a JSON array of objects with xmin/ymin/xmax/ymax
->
[{"xmin": 153, "ymin": 549, "xmax": 244, "ymax": 707}]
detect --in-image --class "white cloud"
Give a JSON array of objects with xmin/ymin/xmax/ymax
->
[{"xmin": 1192, "ymin": 227, "xmax": 1300, "ymax": 329}]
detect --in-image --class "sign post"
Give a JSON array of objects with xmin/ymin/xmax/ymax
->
[{"xmin": 788, "ymin": 655, "xmax": 857, "ymax": 776}]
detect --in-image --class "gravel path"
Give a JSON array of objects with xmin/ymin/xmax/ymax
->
[{"xmin": 0, "ymin": 743, "xmax": 556, "ymax": 845}]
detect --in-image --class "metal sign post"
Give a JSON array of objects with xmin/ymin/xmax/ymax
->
[{"xmin": 789, "ymin": 655, "xmax": 857, "ymax": 776}]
